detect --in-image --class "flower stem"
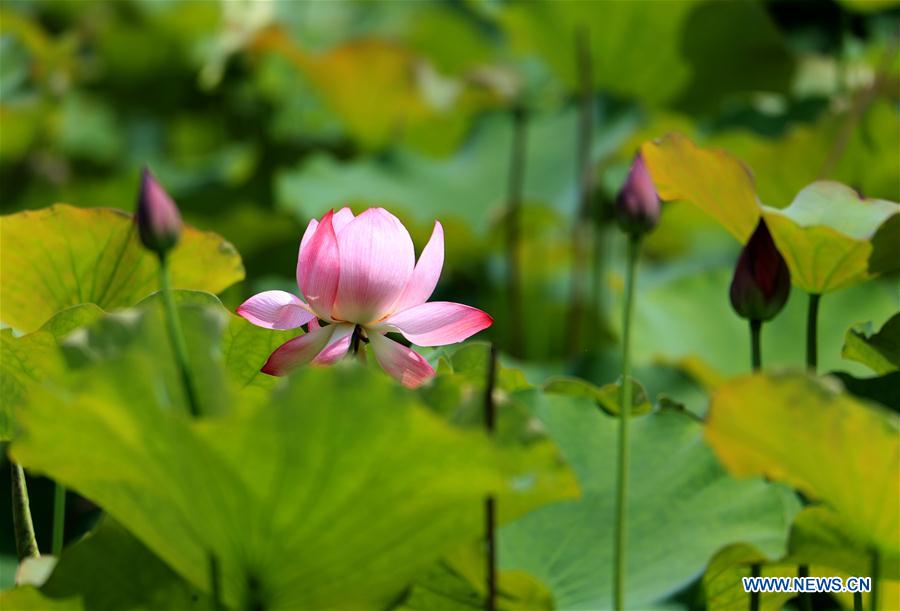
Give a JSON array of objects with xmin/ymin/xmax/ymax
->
[
  {"xmin": 871, "ymin": 548, "xmax": 880, "ymax": 611},
  {"xmin": 748, "ymin": 319, "xmax": 762, "ymax": 611},
  {"xmin": 484, "ymin": 344, "xmax": 498, "ymax": 611},
  {"xmin": 52, "ymin": 482, "xmax": 65, "ymax": 556},
  {"xmin": 854, "ymin": 591, "xmax": 863, "ymax": 611},
  {"xmin": 565, "ymin": 25, "xmax": 594, "ymax": 354},
  {"xmin": 750, "ymin": 564, "xmax": 761, "ymax": 611},
  {"xmin": 613, "ymin": 234, "xmax": 639, "ymax": 611},
  {"xmin": 806, "ymin": 293, "xmax": 820, "ymax": 372},
  {"xmin": 10, "ymin": 462, "xmax": 39, "ymax": 560},
  {"xmin": 750, "ymin": 320, "xmax": 762, "ymax": 372},
  {"xmin": 797, "ymin": 565, "xmax": 812, "ymax": 611},
  {"xmin": 505, "ymin": 106, "xmax": 528, "ymax": 358},
  {"xmin": 158, "ymin": 253, "xmax": 200, "ymax": 417},
  {"xmin": 209, "ymin": 554, "xmax": 224, "ymax": 611}
]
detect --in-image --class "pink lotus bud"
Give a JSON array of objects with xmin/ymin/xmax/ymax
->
[
  {"xmin": 136, "ymin": 167, "xmax": 182, "ymax": 255},
  {"xmin": 729, "ymin": 220, "xmax": 790, "ymax": 322},
  {"xmin": 616, "ymin": 153, "xmax": 660, "ymax": 236}
]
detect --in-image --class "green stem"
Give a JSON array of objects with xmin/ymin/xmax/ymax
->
[
  {"xmin": 750, "ymin": 564, "xmax": 761, "ymax": 611},
  {"xmin": 10, "ymin": 462, "xmax": 40, "ymax": 560},
  {"xmin": 158, "ymin": 254, "xmax": 200, "ymax": 417},
  {"xmin": 52, "ymin": 482, "xmax": 66, "ymax": 556},
  {"xmin": 209, "ymin": 554, "xmax": 224, "ymax": 611},
  {"xmin": 505, "ymin": 106, "xmax": 528, "ymax": 358},
  {"xmin": 484, "ymin": 344, "xmax": 498, "ymax": 611},
  {"xmin": 853, "ymin": 591, "xmax": 863, "ymax": 611},
  {"xmin": 797, "ymin": 565, "xmax": 812, "ymax": 611},
  {"xmin": 871, "ymin": 548, "xmax": 880, "ymax": 611},
  {"xmin": 613, "ymin": 235, "xmax": 639, "ymax": 611},
  {"xmin": 750, "ymin": 320, "xmax": 762, "ymax": 372},
  {"xmin": 806, "ymin": 293, "xmax": 820, "ymax": 372}
]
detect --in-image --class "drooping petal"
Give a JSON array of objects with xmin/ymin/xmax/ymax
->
[
  {"xmin": 261, "ymin": 324, "xmax": 337, "ymax": 376},
  {"xmin": 297, "ymin": 218, "xmax": 319, "ymax": 267},
  {"xmin": 311, "ymin": 323, "xmax": 355, "ymax": 365},
  {"xmin": 236, "ymin": 291, "xmax": 316, "ymax": 330},
  {"xmin": 377, "ymin": 301, "xmax": 492, "ymax": 346},
  {"xmin": 298, "ymin": 210, "xmax": 341, "ymax": 321},
  {"xmin": 392, "ymin": 221, "xmax": 444, "ymax": 313},
  {"xmin": 333, "ymin": 208, "xmax": 415, "ymax": 324},
  {"xmin": 368, "ymin": 332, "xmax": 435, "ymax": 388},
  {"xmin": 332, "ymin": 207, "xmax": 355, "ymax": 234}
]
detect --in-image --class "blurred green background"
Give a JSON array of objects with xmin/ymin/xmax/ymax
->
[{"xmin": 1, "ymin": 0, "xmax": 898, "ymax": 382}]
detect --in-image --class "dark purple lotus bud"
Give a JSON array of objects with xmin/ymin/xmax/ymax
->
[
  {"xmin": 616, "ymin": 153, "xmax": 661, "ymax": 236},
  {"xmin": 136, "ymin": 167, "xmax": 182, "ymax": 255},
  {"xmin": 729, "ymin": 219, "xmax": 791, "ymax": 322}
]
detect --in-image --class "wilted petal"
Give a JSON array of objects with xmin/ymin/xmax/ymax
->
[
  {"xmin": 332, "ymin": 207, "xmax": 355, "ymax": 234},
  {"xmin": 377, "ymin": 301, "xmax": 492, "ymax": 346},
  {"xmin": 261, "ymin": 324, "xmax": 337, "ymax": 376},
  {"xmin": 298, "ymin": 210, "xmax": 341, "ymax": 321},
  {"xmin": 368, "ymin": 332, "xmax": 435, "ymax": 388},
  {"xmin": 311, "ymin": 323, "xmax": 355, "ymax": 365},
  {"xmin": 333, "ymin": 208, "xmax": 415, "ymax": 324},
  {"xmin": 392, "ymin": 221, "xmax": 444, "ymax": 313},
  {"xmin": 236, "ymin": 291, "xmax": 315, "ymax": 329}
]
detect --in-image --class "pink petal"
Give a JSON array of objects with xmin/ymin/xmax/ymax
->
[
  {"xmin": 298, "ymin": 218, "xmax": 319, "ymax": 265},
  {"xmin": 332, "ymin": 207, "xmax": 355, "ymax": 233},
  {"xmin": 392, "ymin": 221, "xmax": 444, "ymax": 313},
  {"xmin": 333, "ymin": 208, "xmax": 414, "ymax": 324},
  {"xmin": 236, "ymin": 291, "xmax": 316, "ymax": 330},
  {"xmin": 261, "ymin": 324, "xmax": 337, "ymax": 376},
  {"xmin": 311, "ymin": 324, "xmax": 355, "ymax": 365},
  {"xmin": 298, "ymin": 210, "xmax": 341, "ymax": 321},
  {"xmin": 377, "ymin": 302, "xmax": 492, "ymax": 346},
  {"xmin": 368, "ymin": 332, "xmax": 435, "ymax": 388}
]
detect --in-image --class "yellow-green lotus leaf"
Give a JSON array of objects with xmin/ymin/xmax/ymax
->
[
  {"xmin": 641, "ymin": 133, "xmax": 761, "ymax": 242},
  {"xmin": 706, "ymin": 373, "xmax": 900, "ymax": 556},
  {"xmin": 762, "ymin": 182, "xmax": 899, "ymax": 293},
  {"xmin": 0, "ymin": 204, "xmax": 244, "ymax": 333}
]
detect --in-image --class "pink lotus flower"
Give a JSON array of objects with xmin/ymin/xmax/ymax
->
[{"xmin": 237, "ymin": 208, "xmax": 493, "ymax": 388}]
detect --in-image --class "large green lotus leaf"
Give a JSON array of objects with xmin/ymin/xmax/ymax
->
[
  {"xmin": 0, "ymin": 304, "xmax": 105, "ymax": 439},
  {"xmin": 842, "ymin": 313, "xmax": 900, "ymax": 375},
  {"xmin": 0, "ymin": 204, "xmax": 244, "ymax": 333},
  {"xmin": 496, "ymin": 0, "xmax": 792, "ymax": 110},
  {"xmin": 763, "ymin": 182, "xmax": 900, "ymax": 293},
  {"xmin": 498, "ymin": 391, "xmax": 799, "ymax": 609},
  {"xmin": 641, "ymin": 133, "xmax": 761, "ymax": 242},
  {"xmin": 706, "ymin": 373, "xmax": 900, "ymax": 556},
  {"xmin": 703, "ymin": 506, "xmax": 900, "ymax": 611},
  {"xmin": 275, "ymin": 106, "xmax": 638, "ymax": 231},
  {"xmin": 624, "ymin": 266, "xmax": 898, "ymax": 382},
  {"xmin": 11, "ymin": 337, "xmax": 576, "ymax": 609},
  {"xmin": 0, "ymin": 518, "xmax": 204, "ymax": 610}
]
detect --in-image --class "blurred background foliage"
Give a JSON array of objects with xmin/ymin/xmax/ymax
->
[{"xmin": 1, "ymin": 0, "xmax": 898, "ymax": 384}]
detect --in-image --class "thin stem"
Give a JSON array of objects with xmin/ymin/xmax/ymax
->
[
  {"xmin": 52, "ymin": 482, "xmax": 66, "ymax": 556},
  {"xmin": 749, "ymin": 563, "xmax": 761, "ymax": 611},
  {"xmin": 806, "ymin": 293, "xmax": 820, "ymax": 373},
  {"xmin": 750, "ymin": 320, "xmax": 762, "ymax": 372},
  {"xmin": 350, "ymin": 324, "xmax": 362, "ymax": 355},
  {"xmin": 158, "ymin": 254, "xmax": 200, "ymax": 417},
  {"xmin": 505, "ymin": 106, "xmax": 528, "ymax": 358},
  {"xmin": 565, "ymin": 25, "xmax": 595, "ymax": 354},
  {"xmin": 853, "ymin": 591, "xmax": 863, "ymax": 611},
  {"xmin": 613, "ymin": 235, "xmax": 639, "ymax": 611},
  {"xmin": 871, "ymin": 548, "xmax": 880, "ymax": 611},
  {"xmin": 484, "ymin": 344, "xmax": 498, "ymax": 611},
  {"xmin": 797, "ymin": 565, "xmax": 812, "ymax": 611},
  {"xmin": 209, "ymin": 554, "xmax": 224, "ymax": 611},
  {"xmin": 10, "ymin": 462, "xmax": 39, "ymax": 560}
]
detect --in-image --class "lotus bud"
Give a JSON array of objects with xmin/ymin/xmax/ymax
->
[
  {"xmin": 729, "ymin": 219, "xmax": 791, "ymax": 322},
  {"xmin": 136, "ymin": 167, "xmax": 182, "ymax": 256},
  {"xmin": 616, "ymin": 153, "xmax": 661, "ymax": 236}
]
